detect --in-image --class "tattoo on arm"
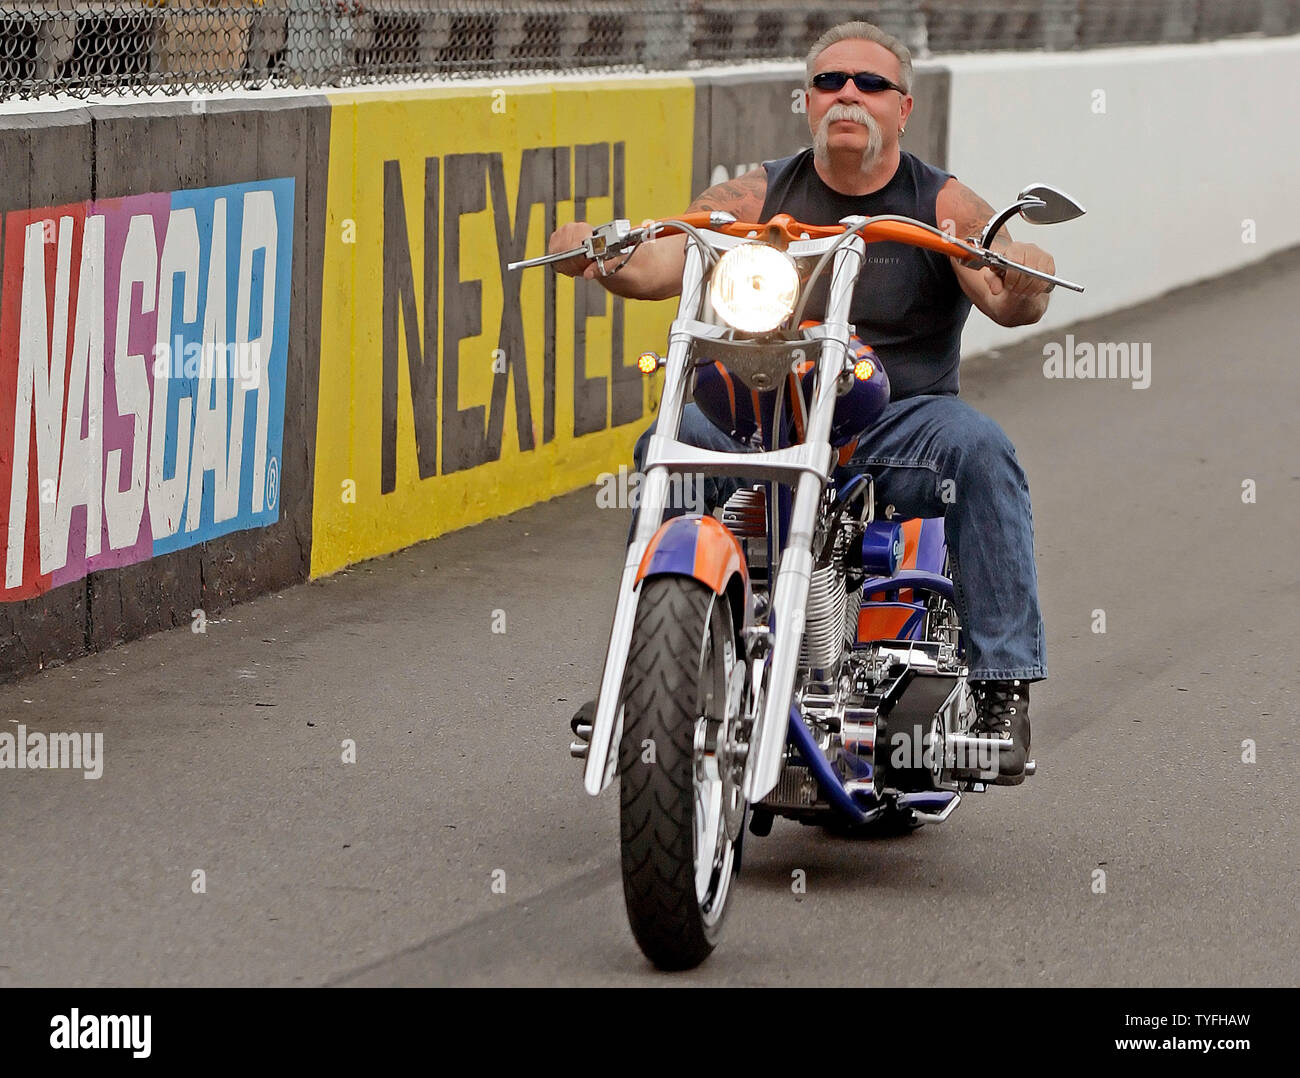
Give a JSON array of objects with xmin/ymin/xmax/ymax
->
[
  {"xmin": 687, "ymin": 168, "xmax": 768, "ymax": 221},
  {"xmin": 948, "ymin": 183, "xmax": 1012, "ymax": 252}
]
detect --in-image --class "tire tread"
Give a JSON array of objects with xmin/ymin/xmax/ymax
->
[{"xmin": 619, "ymin": 576, "xmax": 729, "ymax": 970}]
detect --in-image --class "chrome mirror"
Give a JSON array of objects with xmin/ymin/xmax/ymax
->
[
  {"xmin": 979, "ymin": 183, "xmax": 1086, "ymax": 248},
  {"xmin": 1017, "ymin": 184, "xmax": 1086, "ymax": 225}
]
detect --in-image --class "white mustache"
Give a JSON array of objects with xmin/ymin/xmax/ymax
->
[
  {"xmin": 821, "ymin": 104, "xmax": 875, "ymax": 130},
  {"xmin": 813, "ymin": 104, "xmax": 885, "ymax": 172}
]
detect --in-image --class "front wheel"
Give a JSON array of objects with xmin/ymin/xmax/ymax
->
[{"xmin": 619, "ymin": 575, "xmax": 745, "ymax": 970}]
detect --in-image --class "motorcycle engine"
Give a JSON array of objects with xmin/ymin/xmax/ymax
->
[{"xmin": 799, "ymin": 518, "xmax": 860, "ymax": 675}]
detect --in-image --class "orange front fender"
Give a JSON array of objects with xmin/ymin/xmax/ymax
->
[{"xmin": 636, "ymin": 514, "xmax": 746, "ymax": 596}]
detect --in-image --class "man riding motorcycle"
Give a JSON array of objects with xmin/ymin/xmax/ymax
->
[{"xmin": 551, "ymin": 20, "xmax": 1056, "ymax": 784}]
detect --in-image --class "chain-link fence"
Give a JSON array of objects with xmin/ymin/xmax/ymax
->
[{"xmin": 2, "ymin": 1, "xmax": 1297, "ymax": 100}]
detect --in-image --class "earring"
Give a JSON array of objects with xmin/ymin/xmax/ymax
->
[{"xmin": 899, "ymin": 128, "xmax": 906, "ymax": 137}]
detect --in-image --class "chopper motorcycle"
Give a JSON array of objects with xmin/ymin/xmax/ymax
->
[{"xmin": 511, "ymin": 184, "xmax": 1085, "ymax": 969}]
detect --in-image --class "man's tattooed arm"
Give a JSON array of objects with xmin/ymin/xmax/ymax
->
[
  {"xmin": 687, "ymin": 167, "xmax": 769, "ymax": 221},
  {"xmin": 569, "ymin": 167, "xmax": 769, "ymax": 300},
  {"xmin": 938, "ymin": 180, "xmax": 1013, "ymax": 253},
  {"xmin": 937, "ymin": 177, "xmax": 1056, "ymax": 328}
]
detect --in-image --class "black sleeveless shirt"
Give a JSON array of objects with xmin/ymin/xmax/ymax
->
[{"xmin": 759, "ymin": 149, "xmax": 971, "ymax": 399}]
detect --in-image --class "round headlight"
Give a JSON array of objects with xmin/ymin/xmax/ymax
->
[{"xmin": 709, "ymin": 244, "xmax": 799, "ymax": 334}]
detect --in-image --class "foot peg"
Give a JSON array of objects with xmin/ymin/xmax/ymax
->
[{"xmin": 897, "ymin": 790, "xmax": 961, "ymax": 822}]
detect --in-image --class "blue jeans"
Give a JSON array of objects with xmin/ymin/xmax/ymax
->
[{"xmin": 632, "ymin": 395, "xmax": 1047, "ymax": 682}]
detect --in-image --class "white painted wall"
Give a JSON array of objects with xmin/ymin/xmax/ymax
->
[{"xmin": 944, "ymin": 36, "xmax": 1300, "ymax": 357}]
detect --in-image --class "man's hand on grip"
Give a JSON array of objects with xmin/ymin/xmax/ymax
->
[{"xmin": 548, "ymin": 222, "xmax": 600, "ymax": 279}]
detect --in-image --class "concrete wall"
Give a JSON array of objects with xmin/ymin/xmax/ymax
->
[
  {"xmin": 309, "ymin": 78, "xmax": 699, "ymax": 578},
  {"xmin": 945, "ymin": 36, "xmax": 1300, "ymax": 357},
  {"xmin": 2, "ymin": 35, "xmax": 1296, "ymax": 681},
  {"xmin": 0, "ymin": 97, "xmax": 329, "ymax": 681},
  {"xmin": 0, "ymin": 106, "xmax": 96, "ymax": 676}
]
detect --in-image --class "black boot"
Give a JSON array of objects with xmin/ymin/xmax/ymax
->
[
  {"xmin": 969, "ymin": 680, "xmax": 1030, "ymax": 785},
  {"xmin": 570, "ymin": 699, "xmax": 596, "ymax": 739}
]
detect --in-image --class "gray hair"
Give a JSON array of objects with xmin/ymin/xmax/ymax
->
[{"xmin": 804, "ymin": 20, "xmax": 913, "ymax": 95}]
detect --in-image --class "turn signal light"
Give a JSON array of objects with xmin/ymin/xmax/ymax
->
[
  {"xmin": 637, "ymin": 352, "xmax": 662, "ymax": 374},
  {"xmin": 853, "ymin": 358, "xmax": 876, "ymax": 381}
]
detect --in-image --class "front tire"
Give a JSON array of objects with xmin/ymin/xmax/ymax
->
[{"xmin": 619, "ymin": 575, "xmax": 743, "ymax": 970}]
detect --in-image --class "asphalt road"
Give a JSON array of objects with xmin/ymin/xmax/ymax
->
[{"xmin": 2, "ymin": 249, "xmax": 1297, "ymax": 987}]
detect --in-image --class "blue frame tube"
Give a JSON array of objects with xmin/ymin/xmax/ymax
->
[
  {"xmin": 902, "ymin": 608, "xmax": 925, "ymax": 640},
  {"xmin": 786, "ymin": 706, "xmax": 870, "ymax": 823},
  {"xmin": 861, "ymin": 569, "xmax": 955, "ymax": 603}
]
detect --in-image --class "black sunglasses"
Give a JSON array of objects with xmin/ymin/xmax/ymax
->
[{"xmin": 810, "ymin": 70, "xmax": 907, "ymax": 95}]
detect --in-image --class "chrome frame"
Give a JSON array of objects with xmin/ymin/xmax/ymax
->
[{"xmin": 583, "ymin": 227, "xmax": 868, "ymax": 798}]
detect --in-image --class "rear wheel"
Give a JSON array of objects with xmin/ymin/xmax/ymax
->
[{"xmin": 619, "ymin": 576, "xmax": 745, "ymax": 970}]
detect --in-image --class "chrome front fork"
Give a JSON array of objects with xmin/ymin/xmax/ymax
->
[
  {"xmin": 584, "ymin": 237, "xmax": 866, "ymax": 802},
  {"xmin": 582, "ymin": 244, "xmax": 708, "ymax": 794},
  {"xmin": 745, "ymin": 241, "xmax": 863, "ymax": 803}
]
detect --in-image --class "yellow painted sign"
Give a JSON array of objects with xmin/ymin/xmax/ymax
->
[{"xmin": 313, "ymin": 80, "xmax": 696, "ymax": 576}]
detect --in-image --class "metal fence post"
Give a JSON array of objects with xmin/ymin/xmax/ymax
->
[
  {"xmin": 891, "ymin": 0, "xmax": 929, "ymax": 59},
  {"xmin": 283, "ymin": 0, "xmax": 339, "ymax": 84},
  {"xmin": 33, "ymin": 13, "xmax": 76, "ymax": 85},
  {"xmin": 1260, "ymin": 0, "xmax": 1292, "ymax": 35},
  {"xmin": 1162, "ymin": 0, "xmax": 1199, "ymax": 44},
  {"xmin": 641, "ymin": 2, "xmax": 690, "ymax": 70},
  {"xmin": 1041, "ymin": 0, "xmax": 1078, "ymax": 51}
]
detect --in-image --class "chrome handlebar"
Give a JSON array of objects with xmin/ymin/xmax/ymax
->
[
  {"xmin": 509, "ymin": 212, "xmax": 1085, "ymax": 294},
  {"xmin": 507, "ymin": 219, "xmax": 648, "ymax": 274}
]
